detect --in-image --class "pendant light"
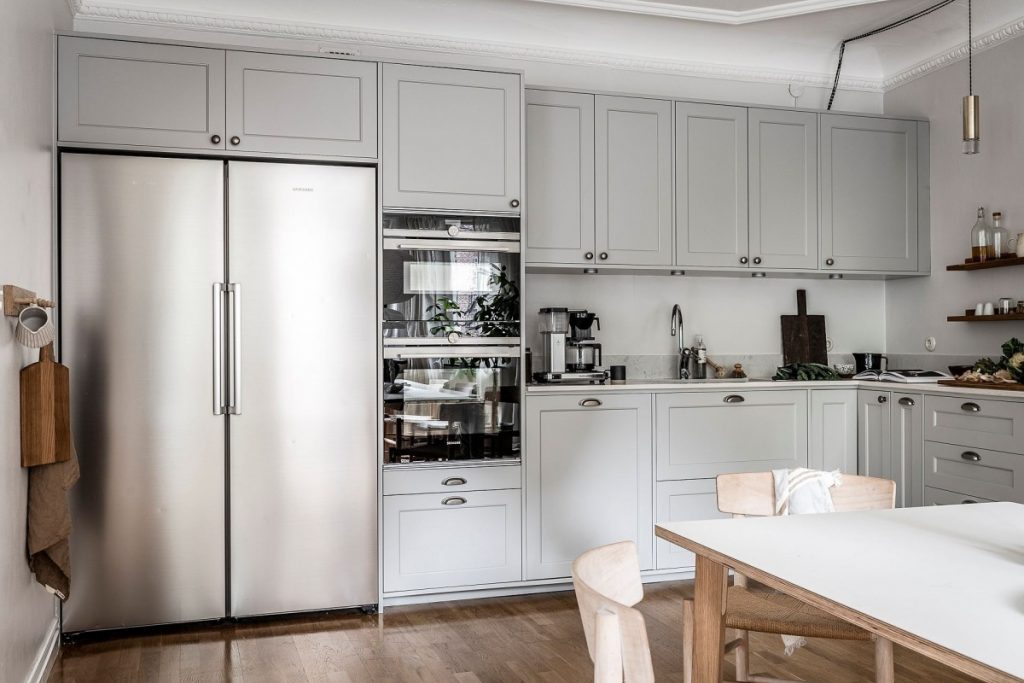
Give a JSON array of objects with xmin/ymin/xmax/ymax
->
[{"xmin": 963, "ymin": 0, "xmax": 980, "ymax": 154}]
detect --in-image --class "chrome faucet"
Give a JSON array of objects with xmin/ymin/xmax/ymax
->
[{"xmin": 670, "ymin": 304, "xmax": 689, "ymax": 379}]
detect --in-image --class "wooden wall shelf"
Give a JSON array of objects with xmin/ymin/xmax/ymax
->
[
  {"xmin": 946, "ymin": 256, "xmax": 1024, "ymax": 271},
  {"xmin": 948, "ymin": 310, "xmax": 1024, "ymax": 322}
]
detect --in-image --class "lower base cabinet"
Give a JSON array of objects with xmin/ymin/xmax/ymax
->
[
  {"xmin": 525, "ymin": 393, "xmax": 653, "ymax": 580},
  {"xmin": 655, "ymin": 479, "xmax": 728, "ymax": 570},
  {"xmin": 858, "ymin": 390, "xmax": 923, "ymax": 507},
  {"xmin": 809, "ymin": 389, "xmax": 857, "ymax": 473},
  {"xmin": 383, "ymin": 489, "xmax": 522, "ymax": 592},
  {"xmin": 924, "ymin": 486, "xmax": 994, "ymax": 506}
]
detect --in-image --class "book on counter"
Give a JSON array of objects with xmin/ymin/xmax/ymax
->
[{"xmin": 852, "ymin": 369, "xmax": 953, "ymax": 383}]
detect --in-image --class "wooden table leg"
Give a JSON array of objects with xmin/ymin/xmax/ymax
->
[{"xmin": 693, "ymin": 554, "xmax": 728, "ymax": 683}]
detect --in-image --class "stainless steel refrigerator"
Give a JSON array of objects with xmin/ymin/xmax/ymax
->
[{"xmin": 60, "ymin": 153, "xmax": 378, "ymax": 632}]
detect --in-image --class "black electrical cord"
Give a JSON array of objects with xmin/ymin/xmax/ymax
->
[{"xmin": 827, "ymin": 0, "xmax": 959, "ymax": 110}]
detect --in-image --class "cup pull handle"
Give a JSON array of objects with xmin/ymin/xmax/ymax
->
[
  {"xmin": 724, "ymin": 395, "xmax": 745, "ymax": 403},
  {"xmin": 579, "ymin": 398, "xmax": 602, "ymax": 407},
  {"xmin": 898, "ymin": 397, "xmax": 915, "ymax": 407},
  {"xmin": 442, "ymin": 496, "xmax": 467, "ymax": 506},
  {"xmin": 961, "ymin": 402, "xmax": 981, "ymax": 413},
  {"xmin": 442, "ymin": 477, "xmax": 467, "ymax": 487},
  {"xmin": 961, "ymin": 451, "xmax": 981, "ymax": 462}
]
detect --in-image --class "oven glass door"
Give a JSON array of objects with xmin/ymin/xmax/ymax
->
[
  {"xmin": 383, "ymin": 347, "xmax": 521, "ymax": 464},
  {"xmin": 383, "ymin": 213, "xmax": 519, "ymax": 240},
  {"xmin": 383, "ymin": 238, "xmax": 520, "ymax": 343}
]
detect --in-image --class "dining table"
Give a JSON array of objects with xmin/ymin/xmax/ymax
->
[{"xmin": 655, "ymin": 501, "xmax": 1024, "ymax": 683}]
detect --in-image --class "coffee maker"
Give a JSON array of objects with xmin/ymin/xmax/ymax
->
[{"xmin": 534, "ymin": 307, "xmax": 606, "ymax": 384}]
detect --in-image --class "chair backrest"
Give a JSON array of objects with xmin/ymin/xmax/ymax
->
[
  {"xmin": 571, "ymin": 541, "xmax": 655, "ymax": 683},
  {"xmin": 716, "ymin": 472, "xmax": 896, "ymax": 517}
]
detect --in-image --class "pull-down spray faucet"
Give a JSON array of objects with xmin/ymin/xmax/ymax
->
[{"xmin": 670, "ymin": 304, "xmax": 689, "ymax": 379}]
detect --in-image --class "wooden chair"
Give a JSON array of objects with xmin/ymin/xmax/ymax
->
[
  {"xmin": 682, "ymin": 472, "xmax": 897, "ymax": 683},
  {"xmin": 572, "ymin": 541, "xmax": 656, "ymax": 683}
]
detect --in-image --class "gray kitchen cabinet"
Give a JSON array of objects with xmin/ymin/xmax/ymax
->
[
  {"xmin": 655, "ymin": 479, "xmax": 729, "ymax": 570},
  {"xmin": 382, "ymin": 488, "xmax": 522, "ymax": 592},
  {"xmin": 923, "ymin": 395, "xmax": 1024, "ymax": 455},
  {"xmin": 857, "ymin": 389, "xmax": 923, "ymax": 507},
  {"xmin": 225, "ymin": 52, "xmax": 377, "ymax": 158},
  {"xmin": 58, "ymin": 36, "xmax": 226, "ymax": 150},
  {"xmin": 748, "ymin": 109, "xmax": 818, "ymax": 270},
  {"xmin": 656, "ymin": 390, "xmax": 807, "ymax": 481},
  {"xmin": 525, "ymin": 90, "xmax": 595, "ymax": 264},
  {"xmin": 924, "ymin": 442, "xmax": 1024, "ymax": 504},
  {"xmin": 596, "ymin": 96, "xmax": 673, "ymax": 265},
  {"xmin": 809, "ymin": 389, "xmax": 857, "ymax": 474},
  {"xmin": 525, "ymin": 393, "xmax": 653, "ymax": 580},
  {"xmin": 383, "ymin": 64, "xmax": 521, "ymax": 213},
  {"xmin": 923, "ymin": 486, "xmax": 995, "ymax": 506},
  {"xmin": 675, "ymin": 102, "xmax": 748, "ymax": 268},
  {"xmin": 820, "ymin": 115, "xmax": 919, "ymax": 272}
]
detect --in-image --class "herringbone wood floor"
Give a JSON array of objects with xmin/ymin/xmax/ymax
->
[{"xmin": 50, "ymin": 581, "xmax": 980, "ymax": 682}]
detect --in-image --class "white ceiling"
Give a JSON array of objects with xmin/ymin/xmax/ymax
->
[{"xmin": 69, "ymin": 0, "xmax": 1024, "ymax": 91}]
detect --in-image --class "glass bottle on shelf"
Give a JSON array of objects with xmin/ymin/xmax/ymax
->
[
  {"xmin": 971, "ymin": 207, "xmax": 993, "ymax": 262},
  {"xmin": 991, "ymin": 211, "xmax": 1009, "ymax": 259}
]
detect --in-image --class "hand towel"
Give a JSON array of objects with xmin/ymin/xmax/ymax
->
[
  {"xmin": 28, "ymin": 446, "xmax": 80, "ymax": 600},
  {"xmin": 771, "ymin": 467, "xmax": 843, "ymax": 654}
]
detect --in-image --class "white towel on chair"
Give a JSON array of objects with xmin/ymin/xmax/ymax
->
[{"xmin": 771, "ymin": 467, "xmax": 843, "ymax": 654}]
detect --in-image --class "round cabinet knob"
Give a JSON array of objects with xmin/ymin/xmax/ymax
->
[
  {"xmin": 753, "ymin": 257, "xmax": 762, "ymax": 265},
  {"xmin": 739, "ymin": 256, "xmax": 749, "ymax": 265},
  {"xmin": 510, "ymin": 199, "xmax": 520, "ymax": 208},
  {"xmin": 210, "ymin": 134, "xmax": 222, "ymax": 145},
  {"xmin": 825, "ymin": 258, "xmax": 835, "ymax": 266},
  {"xmin": 447, "ymin": 331, "xmax": 461, "ymax": 344},
  {"xmin": 230, "ymin": 136, "xmax": 241, "ymax": 146},
  {"xmin": 599, "ymin": 252, "xmax": 608, "ymax": 260},
  {"xmin": 447, "ymin": 224, "xmax": 461, "ymax": 237},
  {"xmin": 584, "ymin": 252, "xmax": 594, "ymax": 260},
  {"xmin": 878, "ymin": 395, "xmax": 888, "ymax": 404}
]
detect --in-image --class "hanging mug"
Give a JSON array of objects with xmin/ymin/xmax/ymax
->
[{"xmin": 15, "ymin": 304, "xmax": 55, "ymax": 348}]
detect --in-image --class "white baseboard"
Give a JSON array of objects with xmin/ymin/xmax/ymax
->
[{"xmin": 25, "ymin": 617, "xmax": 60, "ymax": 683}]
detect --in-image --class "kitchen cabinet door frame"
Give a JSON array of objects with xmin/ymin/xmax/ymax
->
[
  {"xmin": 525, "ymin": 393, "xmax": 654, "ymax": 580},
  {"xmin": 382, "ymin": 64, "xmax": 521, "ymax": 213},
  {"xmin": 675, "ymin": 102, "xmax": 748, "ymax": 268},
  {"xmin": 858, "ymin": 389, "xmax": 892, "ymax": 481},
  {"xmin": 226, "ymin": 51, "xmax": 377, "ymax": 158},
  {"xmin": 58, "ymin": 36, "xmax": 226, "ymax": 150},
  {"xmin": 748, "ymin": 108, "xmax": 819, "ymax": 270},
  {"xmin": 891, "ymin": 392, "xmax": 924, "ymax": 507},
  {"xmin": 655, "ymin": 479, "xmax": 729, "ymax": 570},
  {"xmin": 596, "ymin": 96, "xmax": 673, "ymax": 265},
  {"xmin": 820, "ymin": 115, "xmax": 919, "ymax": 272},
  {"xmin": 525, "ymin": 89, "xmax": 596, "ymax": 264},
  {"xmin": 809, "ymin": 389, "xmax": 857, "ymax": 474}
]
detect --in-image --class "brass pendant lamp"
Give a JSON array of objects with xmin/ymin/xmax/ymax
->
[{"xmin": 963, "ymin": 0, "xmax": 980, "ymax": 154}]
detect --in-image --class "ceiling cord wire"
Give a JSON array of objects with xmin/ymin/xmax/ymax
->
[
  {"xmin": 968, "ymin": 0, "xmax": 973, "ymax": 95},
  {"xmin": 827, "ymin": 0, "xmax": 959, "ymax": 110}
]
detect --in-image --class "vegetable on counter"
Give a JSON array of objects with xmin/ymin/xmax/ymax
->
[
  {"xmin": 958, "ymin": 337, "xmax": 1024, "ymax": 384},
  {"xmin": 773, "ymin": 363, "xmax": 840, "ymax": 382}
]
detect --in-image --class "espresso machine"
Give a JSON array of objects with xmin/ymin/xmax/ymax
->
[{"xmin": 533, "ymin": 307, "xmax": 606, "ymax": 384}]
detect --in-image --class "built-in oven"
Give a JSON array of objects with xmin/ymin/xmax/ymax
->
[
  {"xmin": 382, "ymin": 238, "xmax": 520, "ymax": 345},
  {"xmin": 383, "ymin": 213, "xmax": 519, "ymax": 241},
  {"xmin": 383, "ymin": 346, "xmax": 521, "ymax": 464}
]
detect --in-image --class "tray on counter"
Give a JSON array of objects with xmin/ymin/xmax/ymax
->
[{"xmin": 936, "ymin": 379, "xmax": 1024, "ymax": 392}]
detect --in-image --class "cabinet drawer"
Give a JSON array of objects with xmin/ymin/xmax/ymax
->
[
  {"xmin": 58, "ymin": 37, "xmax": 226, "ymax": 150},
  {"xmin": 924, "ymin": 396, "xmax": 1024, "ymax": 454},
  {"xmin": 656, "ymin": 391, "xmax": 807, "ymax": 480},
  {"xmin": 383, "ymin": 464, "xmax": 521, "ymax": 495},
  {"xmin": 924, "ymin": 442, "xmax": 1023, "ymax": 503},
  {"xmin": 923, "ymin": 486, "xmax": 995, "ymax": 506},
  {"xmin": 383, "ymin": 489, "xmax": 522, "ymax": 592},
  {"xmin": 655, "ymin": 480, "xmax": 729, "ymax": 570}
]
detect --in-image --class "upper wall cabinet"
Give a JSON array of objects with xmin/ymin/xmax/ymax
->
[
  {"xmin": 749, "ymin": 109, "xmax": 819, "ymax": 270},
  {"xmin": 225, "ymin": 52, "xmax": 377, "ymax": 158},
  {"xmin": 383, "ymin": 64, "xmax": 521, "ymax": 213},
  {"xmin": 820, "ymin": 115, "xmax": 919, "ymax": 272},
  {"xmin": 596, "ymin": 96, "xmax": 673, "ymax": 266},
  {"xmin": 59, "ymin": 37, "xmax": 226, "ymax": 151},
  {"xmin": 675, "ymin": 102, "xmax": 747, "ymax": 268},
  {"xmin": 525, "ymin": 90, "xmax": 595, "ymax": 264}
]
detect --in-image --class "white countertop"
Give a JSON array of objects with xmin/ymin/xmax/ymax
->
[{"xmin": 526, "ymin": 378, "xmax": 1024, "ymax": 400}]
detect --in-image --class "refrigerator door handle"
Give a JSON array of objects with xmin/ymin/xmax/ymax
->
[
  {"xmin": 228, "ymin": 282, "xmax": 242, "ymax": 415},
  {"xmin": 213, "ymin": 283, "xmax": 226, "ymax": 415}
]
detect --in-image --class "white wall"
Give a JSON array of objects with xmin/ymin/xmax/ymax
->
[
  {"xmin": 884, "ymin": 35, "xmax": 1024, "ymax": 357},
  {"xmin": 0, "ymin": 1, "xmax": 71, "ymax": 681},
  {"xmin": 525, "ymin": 274, "xmax": 885, "ymax": 358}
]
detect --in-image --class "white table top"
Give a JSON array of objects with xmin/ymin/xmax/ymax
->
[{"xmin": 656, "ymin": 502, "xmax": 1024, "ymax": 681}]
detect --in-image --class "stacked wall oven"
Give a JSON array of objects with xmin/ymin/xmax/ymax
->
[
  {"xmin": 61, "ymin": 154, "xmax": 378, "ymax": 632},
  {"xmin": 381, "ymin": 214, "xmax": 522, "ymax": 465}
]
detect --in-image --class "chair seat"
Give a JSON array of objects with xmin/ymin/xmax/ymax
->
[{"xmin": 725, "ymin": 587, "xmax": 872, "ymax": 641}]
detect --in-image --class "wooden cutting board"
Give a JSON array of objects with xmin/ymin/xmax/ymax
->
[
  {"xmin": 20, "ymin": 343, "xmax": 72, "ymax": 468},
  {"xmin": 781, "ymin": 289, "xmax": 828, "ymax": 365}
]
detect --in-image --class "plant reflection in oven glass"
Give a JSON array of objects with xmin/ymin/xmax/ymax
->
[{"xmin": 428, "ymin": 263, "xmax": 519, "ymax": 339}]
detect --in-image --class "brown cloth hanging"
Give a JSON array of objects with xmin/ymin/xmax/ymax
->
[{"xmin": 28, "ymin": 446, "xmax": 80, "ymax": 600}]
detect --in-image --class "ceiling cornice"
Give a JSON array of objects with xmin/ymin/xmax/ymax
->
[
  {"xmin": 69, "ymin": 1, "xmax": 1024, "ymax": 94},
  {"xmin": 523, "ymin": 0, "xmax": 889, "ymax": 25}
]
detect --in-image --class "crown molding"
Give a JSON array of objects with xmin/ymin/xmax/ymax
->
[
  {"xmin": 71, "ymin": 1, "xmax": 885, "ymax": 90},
  {"xmin": 523, "ymin": 0, "xmax": 888, "ymax": 25},
  {"xmin": 883, "ymin": 16, "xmax": 1024, "ymax": 91}
]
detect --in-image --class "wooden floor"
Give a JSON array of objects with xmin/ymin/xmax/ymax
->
[{"xmin": 51, "ymin": 582, "xmax": 981, "ymax": 683}]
